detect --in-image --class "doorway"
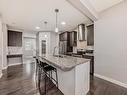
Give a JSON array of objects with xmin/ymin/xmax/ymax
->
[{"xmin": 23, "ymin": 37, "xmax": 36, "ymax": 63}]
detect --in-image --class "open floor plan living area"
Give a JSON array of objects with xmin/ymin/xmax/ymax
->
[{"xmin": 0, "ymin": 0, "xmax": 127, "ymax": 95}]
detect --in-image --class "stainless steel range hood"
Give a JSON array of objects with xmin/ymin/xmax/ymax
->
[{"xmin": 78, "ymin": 24, "xmax": 85, "ymax": 41}]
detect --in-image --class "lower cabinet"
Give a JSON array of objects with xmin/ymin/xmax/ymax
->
[{"xmin": 83, "ymin": 54, "xmax": 94, "ymax": 75}]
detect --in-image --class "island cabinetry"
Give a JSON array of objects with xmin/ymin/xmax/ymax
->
[{"xmin": 41, "ymin": 55, "xmax": 90, "ymax": 95}]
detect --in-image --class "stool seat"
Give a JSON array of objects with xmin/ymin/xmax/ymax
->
[
  {"xmin": 35, "ymin": 56, "xmax": 58, "ymax": 95},
  {"xmin": 44, "ymin": 66, "xmax": 55, "ymax": 72},
  {"xmin": 40, "ymin": 62, "xmax": 48, "ymax": 67}
]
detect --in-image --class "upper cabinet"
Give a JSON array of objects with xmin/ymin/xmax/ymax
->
[
  {"xmin": 87, "ymin": 24, "xmax": 94, "ymax": 46},
  {"xmin": 72, "ymin": 31, "xmax": 77, "ymax": 46},
  {"xmin": 8, "ymin": 30, "xmax": 22, "ymax": 47},
  {"xmin": 59, "ymin": 31, "xmax": 77, "ymax": 47},
  {"xmin": 59, "ymin": 32, "xmax": 68, "ymax": 41},
  {"xmin": 70, "ymin": 31, "xmax": 77, "ymax": 46}
]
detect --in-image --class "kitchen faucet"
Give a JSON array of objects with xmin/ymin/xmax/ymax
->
[{"xmin": 53, "ymin": 46, "xmax": 58, "ymax": 56}]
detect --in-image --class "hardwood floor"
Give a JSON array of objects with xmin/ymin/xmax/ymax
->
[{"xmin": 0, "ymin": 62, "xmax": 127, "ymax": 95}]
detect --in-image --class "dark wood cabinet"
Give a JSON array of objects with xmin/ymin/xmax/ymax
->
[
  {"xmin": 59, "ymin": 31, "xmax": 77, "ymax": 54},
  {"xmin": 87, "ymin": 24, "xmax": 94, "ymax": 46},
  {"xmin": 71, "ymin": 31, "xmax": 77, "ymax": 46},
  {"xmin": 59, "ymin": 32, "xmax": 73, "ymax": 53},
  {"xmin": 59, "ymin": 32, "xmax": 68, "ymax": 41},
  {"xmin": 8, "ymin": 30, "xmax": 22, "ymax": 46}
]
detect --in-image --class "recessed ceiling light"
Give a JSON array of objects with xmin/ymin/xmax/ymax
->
[
  {"xmin": 61, "ymin": 22, "xmax": 66, "ymax": 25},
  {"xmin": 44, "ymin": 35, "xmax": 47, "ymax": 38},
  {"xmin": 36, "ymin": 26, "xmax": 40, "ymax": 29}
]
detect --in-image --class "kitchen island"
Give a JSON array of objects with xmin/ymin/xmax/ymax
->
[{"xmin": 41, "ymin": 55, "xmax": 90, "ymax": 95}]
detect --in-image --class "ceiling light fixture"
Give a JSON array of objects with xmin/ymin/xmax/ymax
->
[
  {"xmin": 55, "ymin": 9, "xmax": 59, "ymax": 32},
  {"xmin": 61, "ymin": 21, "xmax": 66, "ymax": 25},
  {"xmin": 44, "ymin": 35, "xmax": 47, "ymax": 38},
  {"xmin": 36, "ymin": 26, "xmax": 40, "ymax": 29}
]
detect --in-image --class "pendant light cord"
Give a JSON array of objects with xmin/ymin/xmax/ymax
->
[
  {"xmin": 56, "ymin": 11, "xmax": 58, "ymax": 28},
  {"xmin": 55, "ymin": 9, "xmax": 59, "ymax": 29}
]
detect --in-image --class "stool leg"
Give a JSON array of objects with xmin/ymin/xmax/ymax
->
[
  {"xmin": 56, "ymin": 69, "xmax": 58, "ymax": 88},
  {"xmin": 51, "ymin": 71, "xmax": 52, "ymax": 80},
  {"xmin": 38, "ymin": 68, "xmax": 41, "ymax": 91},
  {"xmin": 36, "ymin": 65, "xmax": 38, "ymax": 76},
  {"xmin": 49, "ymin": 71, "xmax": 51, "ymax": 79},
  {"xmin": 45, "ymin": 74, "xmax": 47, "ymax": 95}
]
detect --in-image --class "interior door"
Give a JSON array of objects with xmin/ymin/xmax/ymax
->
[
  {"xmin": 23, "ymin": 37, "xmax": 36, "ymax": 58},
  {"xmin": 41, "ymin": 40, "xmax": 46, "ymax": 55}
]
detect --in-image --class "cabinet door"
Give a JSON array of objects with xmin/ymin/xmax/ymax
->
[
  {"xmin": 8, "ymin": 31, "xmax": 15, "ymax": 46},
  {"xmin": 15, "ymin": 32, "xmax": 22, "ymax": 46},
  {"xmin": 70, "ymin": 31, "xmax": 77, "ymax": 46},
  {"xmin": 69, "ymin": 32, "xmax": 73, "ymax": 46},
  {"xmin": 73, "ymin": 31, "xmax": 77, "ymax": 46},
  {"xmin": 63, "ymin": 32, "xmax": 67, "ymax": 41},
  {"xmin": 87, "ymin": 25, "xmax": 94, "ymax": 46},
  {"xmin": 59, "ymin": 34, "xmax": 62, "ymax": 41},
  {"xmin": 8, "ymin": 30, "xmax": 22, "ymax": 46},
  {"xmin": 59, "ymin": 33, "xmax": 64, "ymax": 41},
  {"xmin": 59, "ymin": 32, "xmax": 68, "ymax": 41}
]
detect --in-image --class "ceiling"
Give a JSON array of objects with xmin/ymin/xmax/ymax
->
[
  {"xmin": 0, "ymin": 0, "xmax": 92, "ymax": 32},
  {"xmin": 89, "ymin": 0, "xmax": 123, "ymax": 12}
]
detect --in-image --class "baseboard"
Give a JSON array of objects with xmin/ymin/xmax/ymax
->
[
  {"xmin": 94, "ymin": 74, "xmax": 127, "ymax": 88},
  {"xmin": 2, "ymin": 66, "xmax": 8, "ymax": 70},
  {"xmin": 8, "ymin": 63, "xmax": 22, "ymax": 67},
  {"xmin": 2, "ymin": 63, "xmax": 22, "ymax": 70}
]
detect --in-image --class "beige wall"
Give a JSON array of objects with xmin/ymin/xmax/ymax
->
[
  {"xmin": 2, "ymin": 24, "xmax": 7, "ymax": 69},
  {"xmin": 0, "ymin": 18, "xmax": 2, "ymax": 78},
  {"xmin": 77, "ymin": 41, "xmax": 87, "ymax": 49},
  {"xmin": 94, "ymin": 0, "xmax": 127, "ymax": 86}
]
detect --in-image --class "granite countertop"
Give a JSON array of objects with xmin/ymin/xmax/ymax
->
[
  {"xmin": 41, "ymin": 55, "xmax": 90, "ymax": 71},
  {"xmin": 83, "ymin": 53, "xmax": 94, "ymax": 57}
]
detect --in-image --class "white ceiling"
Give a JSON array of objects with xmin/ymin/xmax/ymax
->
[
  {"xmin": 89, "ymin": 0, "xmax": 123, "ymax": 12},
  {"xmin": 0, "ymin": 0, "xmax": 92, "ymax": 32}
]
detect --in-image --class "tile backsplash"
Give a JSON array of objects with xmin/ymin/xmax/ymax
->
[{"xmin": 8, "ymin": 46, "xmax": 23, "ymax": 55}]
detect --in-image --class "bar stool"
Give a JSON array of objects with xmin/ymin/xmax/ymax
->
[
  {"xmin": 35, "ymin": 56, "xmax": 48, "ymax": 76},
  {"xmin": 37, "ymin": 57, "xmax": 58, "ymax": 95}
]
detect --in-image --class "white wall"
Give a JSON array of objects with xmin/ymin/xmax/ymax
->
[
  {"xmin": 50, "ymin": 32, "xmax": 59, "ymax": 54},
  {"xmin": 23, "ymin": 32, "xmax": 36, "ymax": 57},
  {"xmin": 39, "ymin": 32, "xmax": 51, "ymax": 56},
  {"xmin": 0, "ymin": 18, "xmax": 3, "ymax": 77},
  {"xmin": 2, "ymin": 24, "xmax": 7, "ymax": 69},
  {"xmin": 23, "ymin": 37, "xmax": 36, "ymax": 57},
  {"xmin": 23, "ymin": 32, "xmax": 36, "ymax": 38},
  {"xmin": 94, "ymin": 1, "xmax": 127, "ymax": 86},
  {"xmin": 38, "ymin": 32, "xmax": 58, "ymax": 56}
]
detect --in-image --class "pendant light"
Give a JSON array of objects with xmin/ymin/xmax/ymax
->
[{"xmin": 55, "ymin": 9, "xmax": 59, "ymax": 32}]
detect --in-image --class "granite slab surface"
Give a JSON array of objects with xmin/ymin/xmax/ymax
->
[{"xmin": 40, "ymin": 55, "xmax": 90, "ymax": 71}]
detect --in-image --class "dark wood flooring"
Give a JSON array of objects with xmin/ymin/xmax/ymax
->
[{"xmin": 0, "ymin": 62, "xmax": 127, "ymax": 95}]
